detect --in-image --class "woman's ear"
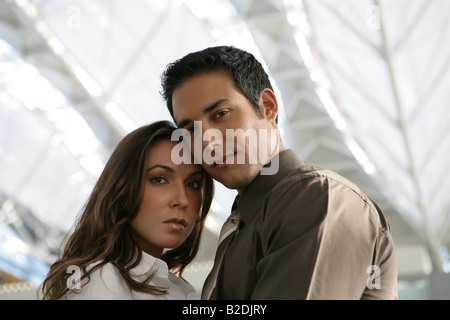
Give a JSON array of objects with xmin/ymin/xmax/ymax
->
[{"xmin": 259, "ymin": 88, "xmax": 279, "ymax": 126}]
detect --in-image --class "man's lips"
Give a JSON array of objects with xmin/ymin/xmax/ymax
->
[
  {"xmin": 211, "ymin": 153, "xmax": 236, "ymax": 168},
  {"xmin": 164, "ymin": 218, "xmax": 187, "ymax": 231}
]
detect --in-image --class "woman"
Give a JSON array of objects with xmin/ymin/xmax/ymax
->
[{"xmin": 40, "ymin": 121, "xmax": 214, "ymax": 299}]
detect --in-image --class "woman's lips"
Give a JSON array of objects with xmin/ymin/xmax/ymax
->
[{"xmin": 164, "ymin": 218, "xmax": 187, "ymax": 231}]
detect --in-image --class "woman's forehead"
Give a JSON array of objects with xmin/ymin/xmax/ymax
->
[{"xmin": 147, "ymin": 139, "xmax": 201, "ymax": 172}]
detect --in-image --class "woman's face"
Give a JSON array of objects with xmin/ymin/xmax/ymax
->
[{"xmin": 130, "ymin": 139, "xmax": 205, "ymax": 258}]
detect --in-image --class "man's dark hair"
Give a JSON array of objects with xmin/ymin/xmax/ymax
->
[{"xmin": 160, "ymin": 46, "xmax": 275, "ymax": 122}]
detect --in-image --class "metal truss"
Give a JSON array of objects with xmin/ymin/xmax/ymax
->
[
  {"xmin": 0, "ymin": 0, "xmax": 448, "ymax": 283},
  {"xmin": 229, "ymin": 0, "xmax": 450, "ymax": 272}
]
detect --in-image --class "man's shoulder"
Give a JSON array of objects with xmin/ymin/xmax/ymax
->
[
  {"xmin": 271, "ymin": 163, "xmax": 345, "ymax": 192},
  {"xmin": 273, "ymin": 163, "xmax": 365, "ymax": 199},
  {"xmin": 267, "ymin": 163, "xmax": 391, "ymax": 231}
]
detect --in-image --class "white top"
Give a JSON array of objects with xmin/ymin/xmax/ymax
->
[{"xmin": 63, "ymin": 252, "xmax": 194, "ymax": 300}]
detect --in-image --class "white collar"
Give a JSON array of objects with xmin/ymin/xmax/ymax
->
[
  {"xmin": 130, "ymin": 251, "xmax": 168, "ymax": 277},
  {"xmin": 130, "ymin": 251, "xmax": 195, "ymax": 296}
]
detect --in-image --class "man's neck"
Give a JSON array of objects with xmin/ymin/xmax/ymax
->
[{"xmin": 237, "ymin": 142, "xmax": 285, "ymax": 195}]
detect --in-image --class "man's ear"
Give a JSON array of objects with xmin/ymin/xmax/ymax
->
[{"xmin": 259, "ymin": 88, "xmax": 278, "ymax": 125}]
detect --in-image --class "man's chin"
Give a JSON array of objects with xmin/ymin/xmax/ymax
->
[{"xmin": 207, "ymin": 164, "xmax": 261, "ymax": 191}]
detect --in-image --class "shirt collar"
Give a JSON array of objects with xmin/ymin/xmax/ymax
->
[
  {"xmin": 130, "ymin": 251, "xmax": 168, "ymax": 277},
  {"xmin": 236, "ymin": 149, "xmax": 304, "ymax": 226},
  {"xmin": 130, "ymin": 251, "xmax": 195, "ymax": 295}
]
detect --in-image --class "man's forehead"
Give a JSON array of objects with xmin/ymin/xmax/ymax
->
[
  {"xmin": 172, "ymin": 101, "xmax": 198, "ymax": 127},
  {"xmin": 171, "ymin": 71, "xmax": 237, "ymax": 124},
  {"xmin": 171, "ymin": 81, "xmax": 204, "ymax": 124}
]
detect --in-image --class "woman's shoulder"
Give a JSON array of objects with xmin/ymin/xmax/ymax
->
[
  {"xmin": 63, "ymin": 261, "xmax": 132, "ymax": 300},
  {"xmin": 63, "ymin": 254, "xmax": 195, "ymax": 300}
]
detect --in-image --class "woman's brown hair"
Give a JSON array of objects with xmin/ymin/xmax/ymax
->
[{"xmin": 40, "ymin": 120, "xmax": 214, "ymax": 299}]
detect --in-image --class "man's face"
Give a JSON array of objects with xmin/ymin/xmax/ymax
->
[{"xmin": 172, "ymin": 71, "xmax": 279, "ymax": 193}]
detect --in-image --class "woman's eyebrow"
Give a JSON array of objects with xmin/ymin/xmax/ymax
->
[
  {"xmin": 146, "ymin": 165, "xmax": 174, "ymax": 172},
  {"xmin": 147, "ymin": 166, "xmax": 204, "ymax": 178},
  {"xmin": 189, "ymin": 170, "xmax": 205, "ymax": 178}
]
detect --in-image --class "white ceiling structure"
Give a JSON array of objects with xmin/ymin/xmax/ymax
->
[{"xmin": 0, "ymin": 0, "xmax": 449, "ymax": 297}]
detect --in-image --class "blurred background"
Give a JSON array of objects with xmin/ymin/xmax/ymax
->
[{"xmin": 0, "ymin": 0, "xmax": 449, "ymax": 300}]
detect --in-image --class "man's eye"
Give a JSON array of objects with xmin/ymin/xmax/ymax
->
[{"xmin": 213, "ymin": 110, "xmax": 228, "ymax": 119}]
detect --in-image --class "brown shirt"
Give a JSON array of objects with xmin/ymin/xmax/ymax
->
[{"xmin": 213, "ymin": 149, "xmax": 398, "ymax": 299}]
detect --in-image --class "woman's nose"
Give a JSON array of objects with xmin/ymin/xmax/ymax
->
[{"xmin": 170, "ymin": 184, "xmax": 189, "ymax": 208}]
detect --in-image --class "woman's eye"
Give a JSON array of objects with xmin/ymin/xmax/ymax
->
[
  {"xmin": 187, "ymin": 123, "xmax": 201, "ymax": 135},
  {"xmin": 150, "ymin": 176, "xmax": 168, "ymax": 184},
  {"xmin": 187, "ymin": 181, "xmax": 202, "ymax": 190}
]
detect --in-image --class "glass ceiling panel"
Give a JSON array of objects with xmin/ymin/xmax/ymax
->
[
  {"xmin": 1, "ymin": 0, "xmax": 449, "ymax": 289},
  {"xmin": 36, "ymin": 0, "xmax": 215, "ymax": 129},
  {"xmin": 0, "ymin": 38, "xmax": 100, "ymax": 231},
  {"xmin": 0, "ymin": 0, "xmax": 264, "ymax": 287},
  {"xmin": 302, "ymin": 0, "xmax": 450, "ymax": 262}
]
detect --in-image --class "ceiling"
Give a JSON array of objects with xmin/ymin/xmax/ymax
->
[{"xmin": 0, "ymin": 0, "xmax": 449, "ymax": 294}]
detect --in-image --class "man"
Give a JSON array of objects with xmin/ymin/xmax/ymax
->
[{"xmin": 161, "ymin": 46, "xmax": 398, "ymax": 299}]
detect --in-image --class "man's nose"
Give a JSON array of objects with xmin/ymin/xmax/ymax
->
[
  {"xmin": 202, "ymin": 133, "xmax": 224, "ymax": 163},
  {"xmin": 201, "ymin": 124, "xmax": 223, "ymax": 150}
]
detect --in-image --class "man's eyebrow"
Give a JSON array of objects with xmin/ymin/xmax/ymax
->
[
  {"xmin": 204, "ymin": 98, "xmax": 229, "ymax": 114},
  {"xmin": 176, "ymin": 99, "xmax": 229, "ymax": 128}
]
